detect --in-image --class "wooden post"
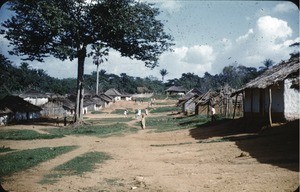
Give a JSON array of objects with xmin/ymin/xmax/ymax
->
[
  {"xmin": 250, "ymin": 89, "xmax": 253, "ymax": 118},
  {"xmin": 232, "ymin": 94, "xmax": 238, "ymax": 119},
  {"xmin": 268, "ymin": 88, "xmax": 273, "ymax": 126}
]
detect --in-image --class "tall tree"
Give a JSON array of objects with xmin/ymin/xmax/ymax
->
[
  {"xmin": 92, "ymin": 45, "xmax": 108, "ymax": 95},
  {"xmin": 159, "ymin": 68, "xmax": 168, "ymax": 82},
  {"xmin": 259, "ymin": 59, "xmax": 274, "ymax": 72},
  {"xmin": 2, "ymin": 0, "xmax": 173, "ymax": 122}
]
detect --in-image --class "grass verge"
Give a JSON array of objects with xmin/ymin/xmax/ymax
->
[
  {"xmin": 86, "ymin": 117, "xmax": 133, "ymax": 124},
  {"xmin": 40, "ymin": 151, "xmax": 112, "ymax": 184},
  {"xmin": 0, "ymin": 146, "xmax": 78, "ymax": 181},
  {"xmin": 149, "ymin": 106, "xmax": 180, "ymax": 114},
  {"xmin": 44, "ymin": 123, "xmax": 138, "ymax": 137},
  {"xmin": 0, "ymin": 129, "xmax": 64, "ymax": 140},
  {"xmin": 138, "ymin": 115, "xmax": 209, "ymax": 132}
]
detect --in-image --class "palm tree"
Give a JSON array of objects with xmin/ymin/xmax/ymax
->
[
  {"xmin": 259, "ymin": 59, "xmax": 274, "ymax": 72},
  {"xmin": 160, "ymin": 69, "xmax": 168, "ymax": 82},
  {"xmin": 93, "ymin": 46, "xmax": 108, "ymax": 95}
]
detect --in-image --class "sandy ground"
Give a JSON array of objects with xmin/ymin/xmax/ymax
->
[{"xmin": 0, "ymin": 100, "xmax": 299, "ymax": 192}]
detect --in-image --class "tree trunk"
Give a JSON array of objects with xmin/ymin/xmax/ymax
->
[
  {"xmin": 75, "ymin": 47, "xmax": 86, "ymax": 123},
  {"xmin": 96, "ymin": 64, "xmax": 99, "ymax": 95}
]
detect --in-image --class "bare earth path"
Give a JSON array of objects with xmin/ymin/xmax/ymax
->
[{"xmin": 1, "ymin": 100, "xmax": 299, "ymax": 192}]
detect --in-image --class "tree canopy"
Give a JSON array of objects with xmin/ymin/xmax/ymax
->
[{"xmin": 2, "ymin": 0, "xmax": 174, "ymax": 121}]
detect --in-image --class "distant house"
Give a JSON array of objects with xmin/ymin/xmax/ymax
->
[
  {"xmin": 165, "ymin": 86, "xmax": 187, "ymax": 95},
  {"xmin": 232, "ymin": 57, "xmax": 299, "ymax": 123},
  {"xmin": 97, "ymin": 93, "xmax": 114, "ymax": 108},
  {"xmin": 19, "ymin": 89, "xmax": 49, "ymax": 106},
  {"xmin": 0, "ymin": 95, "xmax": 42, "ymax": 123},
  {"xmin": 105, "ymin": 88, "xmax": 122, "ymax": 101},
  {"xmin": 194, "ymin": 90, "xmax": 220, "ymax": 116},
  {"xmin": 120, "ymin": 93, "xmax": 132, "ymax": 101},
  {"xmin": 177, "ymin": 88, "xmax": 202, "ymax": 114},
  {"xmin": 41, "ymin": 97, "xmax": 65, "ymax": 117}
]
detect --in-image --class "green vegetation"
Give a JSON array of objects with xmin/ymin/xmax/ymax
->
[
  {"xmin": 91, "ymin": 111, "xmax": 108, "ymax": 114},
  {"xmin": 141, "ymin": 115, "xmax": 209, "ymax": 132},
  {"xmin": 149, "ymin": 106, "xmax": 179, "ymax": 114},
  {"xmin": 111, "ymin": 109, "xmax": 134, "ymax": 115},
  {"xmin": 150, "ymin": 142, "xmax": 193, "ymax": 147},
  {"xmin": 86, "ymin": 117, "xmax": 133, "ymax": 124},
  {"xmin": 0, "ymin": 129, "xmax": 64, "ymax": 140},
  {"xmin": 41, "ymin": 151, "xmax": 111, "ymax": 184},
  {"xmin": 0, "ymin": 146, "xmax": 14, "ymax": 153},
  {"xmin": 44, "ymin": 123, "xmax": 138, "ymax": 137},
  {"xmin": 0, "ymin": 146, "xmax": 78, "ymax": 181}
]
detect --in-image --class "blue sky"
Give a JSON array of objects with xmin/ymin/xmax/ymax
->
[{"xmin": 0, "ymin": 1, "xmax": 299, "ymax": 80}]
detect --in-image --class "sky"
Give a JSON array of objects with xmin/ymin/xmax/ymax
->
[{"xmin": 0, "ymin": 1, "xmax": 299, "ymax": 81}]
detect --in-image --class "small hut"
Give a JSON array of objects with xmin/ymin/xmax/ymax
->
[
  {"xmin": 105, "ymin": 88, "xmax": 122, "ymax": 101},
  {"xmin": 165, "ymin": 86, "xmax": 187, "ymax": 96},
  {"xmin": 232, "ymin": 57, "xmax": 299, "ymax": 124},
  {"xmin": 0, "ymin": 95, "xmax": 42, "ymax": 123}
]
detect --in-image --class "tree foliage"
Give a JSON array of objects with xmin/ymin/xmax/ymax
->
[{"xmin": 2, "ymin": 0, "xmax": 174, "ymax": 121}]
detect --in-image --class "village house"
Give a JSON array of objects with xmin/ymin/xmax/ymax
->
[
  {"xmin": 232, "ymin": 57, "xmax": 299, "ymax": 124},
  {"xmin": 165, "ymin": 86, "xmax": 188, "ymax": 95},
  {"xmin": 105, "ymin": 88, "xmax": 122, "ymax": 101},
  {"xmin": 0, "ymin": 95, "xmax": 42, "ymax": 124},
  {"xmin": 177, "ymin": 88, "xmax": 202, "ymax": 114},
  {"xmin": 18, "ymin": 89, "xmax": 49, "ymax": 106},
  {"xmin": 194, "ymin": 90, "xmax": 220, "ymax": 116}
]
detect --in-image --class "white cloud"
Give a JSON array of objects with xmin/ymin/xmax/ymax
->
[
  {"xmin": 160, "ymin": 1, "xmax": 182, "ymax": 13},
  {"xmin": 182, "ymin": 45, "xmax": 215, "ymax": 64},
  {"xmin": 273, "ymin": 2, "xmax": 298, "ymax": 13},
  {"xmin": 236, "ymin": 29, "xmax": 254, "ymax": 43},
  {"xmin": 213, "ymin": 16, "xmax": 296, "ymax": 72},
  {"xmin": 257, "ymin": 16, "xmax": 292, "ymax": 40}
]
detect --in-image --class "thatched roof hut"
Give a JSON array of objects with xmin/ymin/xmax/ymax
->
[{"xmin": 232, "ymin": 57, "xmax": 299, "ymax": 123}]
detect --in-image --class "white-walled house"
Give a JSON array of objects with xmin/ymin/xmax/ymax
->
[
  {"xmin": 105, "ymin": 88, "xmax": 122, "ymax": 101},
  {"xmin": 233, "ymin": 57, "xmax": 299, "ymax": 122},
  {"xmin": 19, "ymin": 89, "xmax": 49, "ymax": 106}
]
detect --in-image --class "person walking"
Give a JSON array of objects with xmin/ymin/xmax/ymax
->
[
  {"xmin": 210, "ymin": 105, "xmax": 217, "ymax": 122},
  {"xmin": 141, "ymin": 114, "xmax": 146, "ymax": 129}
]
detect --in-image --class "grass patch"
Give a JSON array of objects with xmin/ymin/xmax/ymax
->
[
  {"xmin": 111, "ymin": 109, "xmax": 134, "ymax": 115},
  {"xmin": 0, "ymin": 129, "xmax": 64, "ymax": 140},
  {"xmin": 44, "ymin": 123, "xmax": 138, "ymax": 137},
  {"xmin": 139, "ymin": 115, "xmax": 209, "ymax": 132},
  {"xmin": 0, "ymin": 146, "xmax": 14, "ymax": 153},
  {"xmin": 86, "ymin": 117, "xmax": 133, "ymax": 124},
  {"xmin": 0, "ymin": 146, "xmax": 78, "ymax": 181},
  {"xmin": 149, "ymin": 106, "xmax": 180, "ymax": 114},
  {"xmin": 41, "ymin": 151, "xmax": 111, "ymax": 184},
  {"xmin": 150, "ymin": 142, "xmax": 193, "ymax": 147},
  {"xmin": 91, "ymin": 111, "xmax": 108, "ymax": 114},
  {"xmin": 198, "ymin": 138, "xmax": 231, "ymax": 143}
]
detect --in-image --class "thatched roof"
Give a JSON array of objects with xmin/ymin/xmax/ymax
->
[
  {"xmin": 62, "ymin": 98, "xmax": 75, "ymax": 110},
  {"xmin": 0, "ymin": 95, "xmax": 42, "ymax": 113},
  {"xmin": 194, "ymin": 90, "xmax": 219, "ymax": 106},
  {"xmin": 98, "ymin": 93, "xmax": 114, "ymax": 103},
  {"xmin": 233, "ymin": 57, "xmax": 299, "ymax": 95},
  {"xmin": 19, "ymin": 89, "xmax": 48, "ymax": 98},
  {"xmin": 178, "ymin": 88, "xmax": 202, "ymax": 103},
  {"xmin": 165, "ymin": 86, "xmax": 187, "ymax": 93},
  {"xmin": 105, "ymin": 88, "xmax": 122, "ymax": 97}
]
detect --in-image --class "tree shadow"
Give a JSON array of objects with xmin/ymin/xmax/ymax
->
[{"xmin": 189, "ymin": 118, "xmax": 299, "ymax": 172}]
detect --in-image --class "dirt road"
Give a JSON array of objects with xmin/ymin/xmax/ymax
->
[{"xmin": 1, "ymin": 101, "xmax": 299, "ymax": 192}]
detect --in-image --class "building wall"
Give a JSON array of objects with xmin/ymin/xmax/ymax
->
[
  {"xmin": 24, "ymin": 97, "xmax": 49, "ymax": 106},
  {"xmin": 243, "ymin": 83, "xmax": 285, "ymax": 121},
  {"xmin": 284, "ymin": 78, "xmax": 300, "ymax": 120},
  {"xmin": 244, "ymin": 88, "xmax": 260, "ymax": 113}
]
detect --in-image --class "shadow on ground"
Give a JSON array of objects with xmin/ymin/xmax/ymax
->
[{"xmin": 189, "ymin": 118, "xmax": 299, "ymax": 172}]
